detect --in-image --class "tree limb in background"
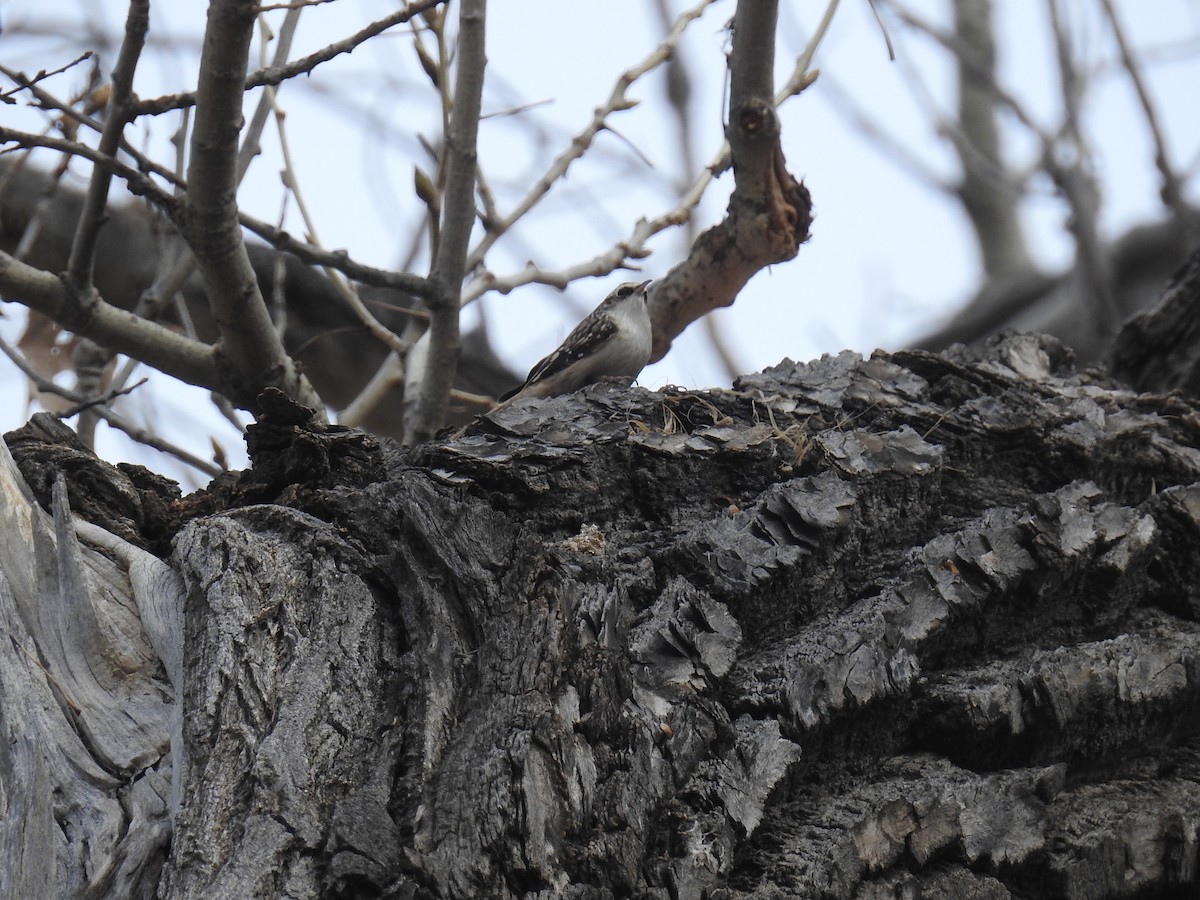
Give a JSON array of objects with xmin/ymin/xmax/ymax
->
[
  {"xmin": 1096, "ymin": 0, "xmax": 1193, "ymax": 245},
  {"xmin": 64, "ymin": 1, "xmax": 148, "ymax": 293},
  {"xmin": 180, "ymin": 0, "xmax": 323, "ymax": 415},
  {"xmin": 952, "ymin": 0, "xmax": 1032, "ymax": 278},
  {"xmin": 886, "ymin": 1, "xmax": 1119, "ymax": 338},
  {"xmin": 404, "ymin": 0, "xmax": 487, "ymax": 444},
  {"xmin": 1045, "ymin": 0, "xmax": 1118, "ymax": 337},
  {"xmin": 63, "ymin": 1, "xmax": 150, "ymax": 449},
  {"xmin": 646, "ymin": 0, "xmax": 814, "ymax": 363}
]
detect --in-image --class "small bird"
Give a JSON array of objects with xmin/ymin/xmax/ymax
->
[{"xmin": 496, "ymin": 280, "xmax": 653, "ymax": 408}]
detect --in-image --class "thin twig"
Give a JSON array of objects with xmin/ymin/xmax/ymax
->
[
  {"xmin": 65, "ymin": 0, "xmax": 149, "ymax": 292},
  {"xmin": 97, "ymin": 405, "xmax": 224, "ymax": 477},
  {"xmin": 0, "ymin": 334, "xmax": 221, "ymax": 477},
  {"xmin": 338, "ymin": 353, "xmax": 403, "ymax": 427},
  {"xmin": 1096, "ymin": 0, "xmax": 1192, "ymax": 239},
  {"xmin": 463, "ymin": 0, "xmax": 719, "ymax": 275},
  {"xmin": 238, "ymin": 7, "xmax": 303, "ymax": 179},
  {"xmin": 0, "ymin": 52, "xmax": 93, "ymax": 102},
  {"xmin": 0, "ymin": 80, "xmax": 432, "ymax": 300},
  {"xmin": 779, "ymin": 0, "xmax": 839, "ymax": 99},
  {"xmin": 1046, "ymin": 0, "xmax": 1117, "ymax": 334},
  {"xmin": 254, "ymin": 0, "xmax": 338, "ymax": 11},
  {"xmin": 132, "ymin": 0, "xmax": 445, "ymax": 116},
  {"xmin": 61, "ymin": 378, "xmax": 149, "ymax": 417}
]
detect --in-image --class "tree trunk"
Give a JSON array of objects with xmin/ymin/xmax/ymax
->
[{"xmin": 4, "ymin": 319, "xmax": 1200, "ymax": 896}]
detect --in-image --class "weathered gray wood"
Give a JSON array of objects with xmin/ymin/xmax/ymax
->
[
  {"xmin": 0, "ymin": 436, "xmax": 181, "ymax": 899},
  {"xmin": 6, "ymin": 330, "xmax": 1200, "ymax": 898}
]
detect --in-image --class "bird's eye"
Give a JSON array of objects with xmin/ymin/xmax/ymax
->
[{"xmin": 616, "ymin": 285, "xmax": 633, "ymax": 298}]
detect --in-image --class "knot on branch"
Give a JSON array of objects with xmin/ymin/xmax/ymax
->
[
  {"xmin": 778, "ymin": 159, "xmax": 814, "ymax": 253},
  {"xmin": 732, "ymin": 99, "xmax": 781, "ymax": 143},
  {"xmin": 727, "ymin": 140, "xmax": 812, "ymax": 266},
  {"xmin": 725, "ymin": 99, "xmax": 812, "ymax": 263},
  {"xmin": 646, "ymin": 102, "xmax": 813, "ymax": 362}
]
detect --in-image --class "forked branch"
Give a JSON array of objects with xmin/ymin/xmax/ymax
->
[{"xmin": 181, "ymin": 0, "xmax": 323, "ymax": 414}]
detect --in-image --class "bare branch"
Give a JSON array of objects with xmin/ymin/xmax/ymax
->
[
  {"xmin": 646, "ymin": 0, "xmax": 815, "ymax": 362},
  {"xmin": 1045, "ymin": 0, "xmax": 1118, "ymax": 336},
  {"xmin": 0, "ymin": 52, "xmax": 93, "ymax": 103},
  {"xmin": 1096, "ymin": 0, "xmax": 1192, "ymax": 240},
  {"xmin": 0, "ymin": 248, "xmax": 219, "ymax": 385},
  {"xmin": 404, "ymin": 0, "xmax": 487, "ymax": 444},
  {"xmin": 952, "ymin": 0, "xmax": 1032, "ymax": 276},
  {"xmin": 253, "ymin": 0, "xmax": 338, "ymax": 11},
  {"xmin": 182, "ymin": 0, "xmax": 323, "ymax": 414},
  {"xmin": 778, "ymin": 0, "xmax": 839, "ymax": 99},
  {"xmin": 463, "ymin": 0, "xmax": 719, "ymax": 275},
  {"xmin": 237, "ymin": 7, "xmax": 303, "ymax": 179},
  {"xmin": 132, "ymin": 0, "xmax": 446, "ymax": 117},
  {"xmin": 235, "ymin": 214, "xmax": 432, "ymax": 295},
  {"xmin": 65, "ymin": 0, "xmax": 149, "ymax": 291}
]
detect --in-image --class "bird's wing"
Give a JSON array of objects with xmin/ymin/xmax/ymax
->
[{"xmin": 499, "ymin": 313, "xmax": 618, "ymax": 401}]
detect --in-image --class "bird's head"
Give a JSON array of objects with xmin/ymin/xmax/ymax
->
[{"xmin": 601, "ymin": 279, "xmax": 652, "ymax": 313}]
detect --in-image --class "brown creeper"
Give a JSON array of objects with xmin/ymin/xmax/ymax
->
[{"xmin": 497, "ymin": 280, "xmax": 653, "ymax": 407}]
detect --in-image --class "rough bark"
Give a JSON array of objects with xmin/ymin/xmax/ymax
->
[
  {"xmin": 1111, "ymin": 243, "xmax": 1200, "ymax": 396},
  {"xmin": 4, "ymin": 327, "xmax": 1200, "ymax": 898}
]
